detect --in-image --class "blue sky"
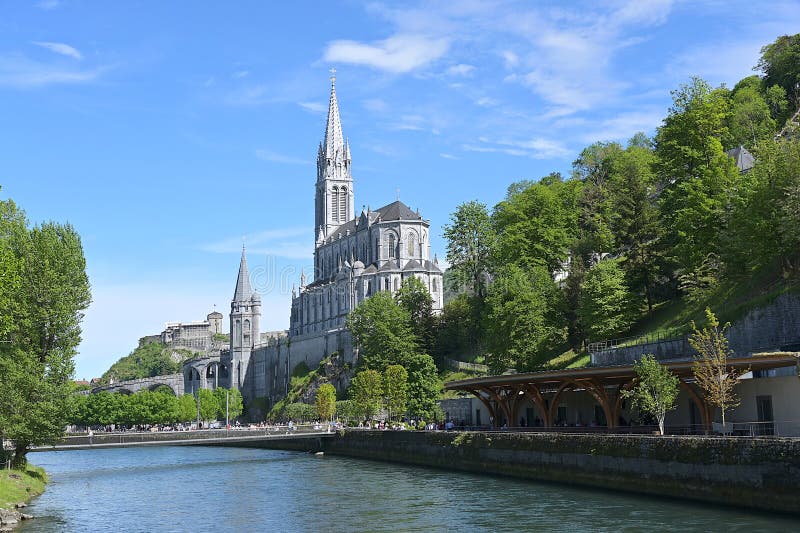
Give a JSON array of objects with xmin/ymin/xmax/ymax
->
[{"xmin": 1, "ymin": 1, "xmax": 798, "ymax": 379}]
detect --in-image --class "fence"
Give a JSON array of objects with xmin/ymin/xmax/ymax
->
[
  {"xmin": 587, "ymin": 327, "xmax": 688, "ymax": 354},
  {"xmin": 444, "ymin": 358, "xmax": 489, "ymax": 373}
]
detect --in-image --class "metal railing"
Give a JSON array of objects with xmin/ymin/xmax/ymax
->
[{"xmin": 587, "ymin": 327, "xmax": 688, "ymax": 354}]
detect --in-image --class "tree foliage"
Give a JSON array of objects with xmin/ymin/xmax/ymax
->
[
  {"xmin": 347, "ymin": 292, "xmax": 416, "ymax": 370},
  {"xmin": 578, "ymin": 259, "xmax": 637, "ymax": 341},
  {"xmin": 350, "ymin": 369, "xmax": 383, "ymax": 421},
  {"xmin": 442, "ymin": 201, "xmax": 494, "ymax": 297},
  {"xmin": 0, "ymin": 197, "xmax": 91, "ymax": 465},
  {"xmin": 622, "ymin": 354, "xmax": 680, "ymax": 435},
  {"xmin": 382, "ymin": 364, "xmax": 408, "ymax": 422},
  {"xmin": 315, "ymin": 383, "xmax": 337, "ymax": 421}
]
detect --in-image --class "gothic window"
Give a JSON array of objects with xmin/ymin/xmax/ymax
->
[
  {"xmin": 408, "ymin": 234, "xmax": 416, "ymax": 257},
  {"xmin": 393, "ymin": 278, "xmax": 399, "ymax": 291},
  {"xmin": 339, "ymin": 187, "xmax": 347, "ymax": 221},
  {"xmin": 384, "ymin": 278, "xmax": 390, "ymax": 291},
  {"xmin": 375, "ymin": 238, "xmax": 380, "ymax": 260},
  {"xmin": 331, "ymin": 186, "xmax": 339, "ymax": 222},
  {"xmin": 235, "ymin": 320, "xmax": 241, "ymax": 339},
  {"xmin": 433, "ymin": 278, "xmax": 438, "ymax": 292},
  {"xmin": 388, "ymin": 234, "xmax": 396, "ymax": 259},
  {"xmin": 244, "ymin": 319, "xmax": 251, "ymax": 334}
]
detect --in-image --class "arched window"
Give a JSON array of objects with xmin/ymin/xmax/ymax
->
[
  {"xmin": 393, "ymin": 278, "xmax": 399, "ymax": 291},
  {"xmin": 340, "ymin": 187, "xmax": 348, "ymax": 221},
  {"xmin": 388, "ymin": 234, "xmax": 396, "ymax": 259},
  {"xmin": 375, "ymin": 238, "xmax": 380, "ymax": 260},
  {"xmin": 433, "ymin": 278, "xmax": 438, "ymax": 292},
  {"xmin": 384, "ymin": 278, "xmax": 390, "ymax": 291},
  {"xmin": 243, "ymin": 319, "xmax": 251, "ymax": 334},
  {"xmin": 408, "ymin": 234, "xmax": 416, "ymax": 257},
  {"xmin": 331, "ymin": 186, "xmax": 339, "ymax": 222},
  {"xmin": 235, "ymin": 320, "xmax": 241, "ymax": 339}
]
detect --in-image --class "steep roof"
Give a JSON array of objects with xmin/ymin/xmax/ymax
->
[
  {"xmin": 725, "ymin": 145, "xmax": 755, "ymax": 172},
  {"xmin": 323, "ymin": 74, "xmax": 344, "ymax": 160},
  {"xmin": 233, "ymin": 247, "xmax": 253, "ymax": 302},
  {"xmin": 374, "ymin": 200, "xmax": 423, "ymax": 222}
]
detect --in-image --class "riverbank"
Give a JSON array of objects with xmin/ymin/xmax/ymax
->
[
  {"xmin": 0, "ymin": 464, "xmax": 45, "ymax": 530},
  {"xmin": 237, "ymin": 430, "xmax": 800, "ymax": 515}
]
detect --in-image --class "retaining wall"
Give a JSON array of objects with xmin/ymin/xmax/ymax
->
[{"xmin": 252, "ymin": 430, "xmax": 800, "ymax": 514}]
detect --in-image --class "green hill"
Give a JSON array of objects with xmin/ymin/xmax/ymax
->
[{"xmin": 99, "ymin": 342, "xmax": 197, "ymax": 384}]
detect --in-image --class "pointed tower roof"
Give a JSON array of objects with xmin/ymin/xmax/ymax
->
[
  {"xmin": 323, "ymin": 68, "xmax": 345, "ymax": 160},
  {"xmin": 233, "ymin": 246, "xmax": 253, "ymax": 302}
]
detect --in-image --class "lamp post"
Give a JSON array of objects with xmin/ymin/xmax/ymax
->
[{"xmin": 226, "ymin": 390, "xmax": 230, "ymax": 433}]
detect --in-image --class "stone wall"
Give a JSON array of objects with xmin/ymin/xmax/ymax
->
[
  {"xmin": 305, "ymin": 431, "xmax": 800, "ymax": 514},
  {"xmin": 592, "ymin": 292, "xmax": 800, "ymax": 366}
]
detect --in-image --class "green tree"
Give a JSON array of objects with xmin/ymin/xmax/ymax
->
[
  {"xmin": 435, "ymin": 293, "xmax": 484, "ymax": 362},
  {"xmin": 578, "ymin": 259, "xmax": 637, "ymax": 341},
  {"xmin": 0, "ymin": 216, "xmax": 91, "ymax": 465},
  {"xmin": 492, "ymin": 179, "xmax": 579, "ymax": 274},
  {"xmin": 334, "ymin": 400, "xmax": 358, "ymax": 423},
  {"xmin": 622, "ymin": 354, "xmax": 680, "ymax": 435},
  {"xmin": 347, "ymin": 292, "xmax": 417, "ymax": 370},
  {"xmin": 101, "ymin": 342, "xmax": 181, "ymax": 384},
  {"xmin": 403, "ymin": 353, "xmax": 441, "ymax": 420},
  {"xmin": 284, "ymin": 402, "xmax": 316, "ymax": 422},
  {"xmin": 350, "ymin": 369, "xmax": 383, "ymax": 422},
  {"xmin": 382, "ymin": 365, "xmax": 408, "ymax": 422},
  {"xmin": 757, "ymin": 34, "xmax": 800, "ymax": 111},
  {"xmin": 197, "ymin": 389, "xmax": 218, "ymax": 424},
  {"xmin": 485, "ymin": 264, "xmax": 568, "ymax": 372},
  {"xmin": 689, "ymin": 308, "xmax": 745, "ymax": 429},
  {"xmin": 609, "ymin": 138, "xmax": 662, "ymax": 311},
  {"xmin": 315, "ymin": 383, "xmax": 337, "ymax": 421},
  {"xmin": 213, "ymin": 387, "xmax": 243, "ymax": 422},
  {"xmin": 178, "ymin": 394, "xmax": 198, "ymax": 423},
  {"xmin": 395, "ymin": 277, "xmax": 435, "ymax": 355},
  {"xmin": 728, "ymin": 85, "xmax": 776, "ymax": 148},
  {"xmin": 442, "ymin": 200, "xmax": 494, "ymax": 298}
]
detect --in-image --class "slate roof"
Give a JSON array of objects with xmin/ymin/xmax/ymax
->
[
  {"xmin": 233, "ymin": 248, "xmax": 253, "ymax": 301},
  {"xmin": 374, "ymin": 200, "xmax": 423, "ymax": 221},
  {"xmin": 725, "ymin": 146, "xmax": 755, "ymax": 172}
]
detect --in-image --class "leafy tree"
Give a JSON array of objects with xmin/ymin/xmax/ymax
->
[
  {"xmin": 101, "ymin": 342, "xmax": 182, "ymax": 384},
  {"xmin": 334, "ymin": 400, "xmax": 358, "ymax": 423},
  {"xmin": 578, "ymin": 259, "xmax": 637, "ymax": 341},
  {"xmin": 572, "ymin": 141, "xmax": 623, "ymax": 254},
  {"xmin": 609, "ymin": 139, "xmax": 662, "ymax": 311},
  {"xmin": 0, "ymin": 215, "xmax": 91, "ymax": 465},
  {"xmin": 178, "ymin": 394, "xmax": 198, "ymax": 423},
  {"xmin": 403, "ymin": 354, "xmax": 441, "ymax": 420},
  {"xmin": 757, "ymin": 34, "xmax": 800, "ymax": 111},
  {"xmin": 315, "ymin": 383, "xmax": 337, "ymax": 421},
  {"xmin": 485, "ymin": 264, "xmax": 567, "ymax": 372},
  {"xmin": 197, "ymin": 389, "xmax": 218, "ymax": 423},
  {"xmin": 347, "ymin": 292, "xmax": 416, "ymax": 370},
  {"xmin": 728, "ymin": 85, "xmax": 776, "ymax": 148},
  {"xmin": 492, "ymin": 179, "xmax": 579, "ymax": 274},
  {"xmin": 382, "ymin": 365, "xmax": 408, "ymax": 422},
  {"xmin": 442, "ymin": 200, "xmax": 494, "ymax": 298},
  {"xmin": 435, "ymin": 293, "xmax": 484, "ymax": 362},
  {"xmin": 622, "ymin": 354, "xmax": 680, "ymax": 435},
  {"xmin": 350, "ymin": 369, "xmax": 383, "ymax": 421},
  {"xmin": 395, "ymin": 277, "xmax": 435, "ymax": 355},
  {"xmin": 689, "ymin": 308, "xmax": 746, "ymax": 429},
  {"xmin": 284, "ymin": 402, "xmax": 317, "ymax": 422},
  {"xmin": 213, "ymin": 387, "xmax": 243, "ymax": 422}
]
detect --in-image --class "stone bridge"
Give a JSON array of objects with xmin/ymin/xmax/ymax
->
[{"xmin": 90, "ymin": 373, "xmax": 184, "ymax": 396}]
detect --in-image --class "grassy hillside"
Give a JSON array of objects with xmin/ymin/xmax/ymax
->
[{"xmin": 99, "ymin": 342, "xmax": 197, "ymax": 384}]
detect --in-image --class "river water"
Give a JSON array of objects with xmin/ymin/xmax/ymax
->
[{"xmin": 20, "ymin": 446, "xmax": 799, "ymax": 532}]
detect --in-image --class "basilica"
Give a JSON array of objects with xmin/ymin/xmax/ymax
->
[{"xmin": 216, "ymin": 73, "xmax": 443, "ymax": 406}]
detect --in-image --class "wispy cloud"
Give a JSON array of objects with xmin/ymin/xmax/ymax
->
[
  {"xmin": 201, "ymin": 227, "xmax": 310, "ymax": 259},
  {"xmin": 323, "ymin": 34, "xmax": 449, "ymax": 73},
  {"xmin": 298, "ymin": 101, "xmax": 326, "ymax": 113},
  {"xmin": 464, "ymin": 136, "xmax": 570, "ymax": 159},
  {"xmin": 445, "ymin": 63, "xmax": 475, "ymax": 77},
  {"xmin": 232, "ymin": 70, "xmax": 250, "ymax": 79},
  {"xmin": 36, "ymin": 0, "xmax": 61, "ymax": 10},
  {"xmin": 439, "ymin": 153, "xmax": 458, "ymax": 160},
  {"xmin": 32, "ymin": 41, "xmax": 82, "ymax": 60},
  {"xmin": 0, "ymin": 53, "xmax": 102, "ymax": 88},
  {"xmin": 254, "ymin": 149, "xmax": 310, "ymax": 165}
]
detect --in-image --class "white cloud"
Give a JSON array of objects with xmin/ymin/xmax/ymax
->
[
  {"xmin": 580, "ymin": 110, "xmax": 663, "ymax": 143},
  {"xmin": 201, "ymin": 227, "xmax": 310, "ymax": 259},
  {"xmin": 232, "ymin": 70, "xmax": 250, "ymax": 79},
  {"xmin": 32, "ymin": 41, "xmax": 82, "ymax": 60},
  {"xmin": 254, "ymin": 149, "xmax": 310, "ymax": 165},
  {"xmin": 445, "ymin": 63, "xmax": 475, "ymax": 77},
  {"xmin": 363, "ymin": 98, "xmax": 387, "ymax": 112},
  {"xmin": 0, "ymin": 53, "xmax": 101, "ymax": 88},
  {"xmin": 323, "ymin": 34, "xmax": 449, "ymax": 73},
  {"xmin": 500, "ymin": 50, "xmax": 519, "ymax": 69},
  {"xmin": 464, "ymin": 136, "xmax": 570, "ymax": 159},
  {"xmin": 298, "ymin": 101, "xmax": 326, "ymax": 113},
  {"xmin": 36, "ymin": 0, "xmax": 61, "ymax": 10},
  {"xmin": 439, "ymin": 153, "xmax": 458, "ymax": 160},
  {"xmin": 475, "ymin": 96, "xmax": 498, "ymax": 107}
]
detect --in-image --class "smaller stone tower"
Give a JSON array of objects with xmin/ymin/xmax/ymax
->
[
  {"xmin": 207, "ymin": 311, "xmax": 223, "ymax": 334},
  {"xmin": 229, "ymin": 246, "xmax": 260, "ymax": 400}
]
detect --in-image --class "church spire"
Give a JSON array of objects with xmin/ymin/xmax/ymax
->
[
  {"xmin": 323, "ymin": 68, "xmax": 345, "ymax": 160},
  {"xmin": 233, "ymin": 246, "xmax": 253, "ymax": 302}
]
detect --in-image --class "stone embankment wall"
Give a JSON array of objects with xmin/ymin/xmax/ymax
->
[
  {"xmin": 253, "ymin": 430, "xmax": 800, "ymax": 514},
  {"xmin": 592, "ymin": 292, "xmax": 800, "ymax": 365}
]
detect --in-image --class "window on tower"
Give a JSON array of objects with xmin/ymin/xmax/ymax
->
[
  {"xmin": 388, "ymin": 234, "xmax": 396, "ymax": 259},
  {"xmin": 408, "ymin": 234, "xmax": 416, "ymax": 257},
  {"xmin": 339, "ymin": 187, "xmax": 347, "ymax": 222},
  {"xmin": 331, "ymin": 186, "xmax": 339, "ymax": 222}
]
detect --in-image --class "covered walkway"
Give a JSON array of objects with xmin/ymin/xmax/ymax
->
[{"xmin": 444, "ymin": 353, "xmax": 798, "ymax": 430}]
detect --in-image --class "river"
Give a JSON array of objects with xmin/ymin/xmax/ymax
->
[{"xmin": 20, "ymin": 446, "xmax": 800, "ymax": 532}]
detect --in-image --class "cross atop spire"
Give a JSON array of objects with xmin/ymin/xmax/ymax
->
[
  {"xmin": 330, "ymin": 66, "xmax": 336, "ymax": 84},
  {"xmin": 233, "ymin": 246, "xmax": 253, "ymax": 302}
]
